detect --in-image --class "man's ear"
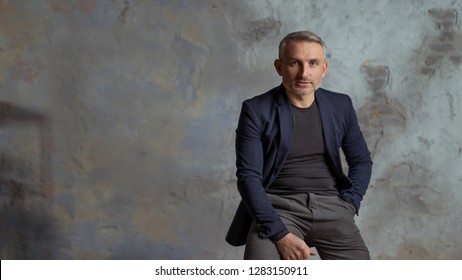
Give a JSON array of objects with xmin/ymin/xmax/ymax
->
[
  {"xmin": 321, "ymin": 60, "xmax": 328, "ymax": 78},
  {"xmin": 274, "ymin": 59, "xmax": 283, "ymax": 76}
]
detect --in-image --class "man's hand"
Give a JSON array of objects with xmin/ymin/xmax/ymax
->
[{"xmin": 275, "ymin": 233, "xmax": 316, "ymax": 260}]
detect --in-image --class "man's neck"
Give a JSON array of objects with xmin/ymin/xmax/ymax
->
[{"xmin": 286, "ymin": 92, "xmax": 315, "ymax": 108}]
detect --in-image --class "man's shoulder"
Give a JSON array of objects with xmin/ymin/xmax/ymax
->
[
  {"xmin": 239, "ymin": 85, "xmax": 285, "ymax": 119},
  {"xmin": 316, "ymin": 88, "xmax": 353, "ymax": 107},
  {"xmin": 317, "ymin": 87, "xmax": 351, "ymax": 100},
  {"xmin": 244, "ymin": 85, "xmax": 282, "ymax": 105}
]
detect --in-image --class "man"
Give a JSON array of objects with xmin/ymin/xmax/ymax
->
[{"xmin": 226, "ymin": 31, "xmax": 372, "ymax": 260}]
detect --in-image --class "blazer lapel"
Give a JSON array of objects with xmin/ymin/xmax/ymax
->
[
  {"xmin": 275, "ymin": 86, "xmax": 292, "ymax": 169},
  {"xmin": 315, "ymin": 89, "xmax": 340, "ymax": 169}
]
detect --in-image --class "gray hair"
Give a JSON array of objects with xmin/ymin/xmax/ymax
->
[{"xmin": 278, "ymin": 31, "xmax": 326, "ymax": 59}]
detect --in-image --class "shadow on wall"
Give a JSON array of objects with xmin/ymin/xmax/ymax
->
[{"xmin": 0, "ymin": 102, "xmax": 60, "ymax": 259}]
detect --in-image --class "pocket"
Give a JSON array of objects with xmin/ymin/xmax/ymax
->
[
  {"xmin": 338, "ymin": 196, "xmax": 356, "ymax": 215},
  {"xmin": 268, "ymin": 193, "xmax": 292, "ymax": 211}
]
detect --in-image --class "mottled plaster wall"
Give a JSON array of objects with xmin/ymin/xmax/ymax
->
[{"xmin": 0, "ymin": 0, "xmax": 461, "ymax": 259}]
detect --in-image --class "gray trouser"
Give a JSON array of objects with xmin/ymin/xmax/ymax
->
[{"xmin": 244, "ymin": 193, "xmax": 370, "ymax": 260}]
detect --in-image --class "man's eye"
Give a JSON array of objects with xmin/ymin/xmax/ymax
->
[{"xmin": 289, "ymin": 61, "xmax": 299, "ymax": 66}]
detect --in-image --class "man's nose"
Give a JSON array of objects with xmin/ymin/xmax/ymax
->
[{"xmin": 299, "ymin": 63, "xmax": 310, "ymax": 78}]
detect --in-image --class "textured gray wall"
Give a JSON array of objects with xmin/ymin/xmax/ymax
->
[{"xmin": 0, "ymin": 0, "xmax": 461, "ymax": 259}]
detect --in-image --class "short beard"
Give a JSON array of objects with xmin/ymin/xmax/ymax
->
[
  {"xmin": 293, "ymin": 88, "xmax": 310, "ymax": 96},
  {"xmin": 291, "ymin": 82, "xmax": 313, "ymax": 96}
]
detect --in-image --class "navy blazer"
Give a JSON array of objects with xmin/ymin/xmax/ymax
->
[{"xmin": 226, "ymin": 84, "xmax": 372, "ymax": 246}]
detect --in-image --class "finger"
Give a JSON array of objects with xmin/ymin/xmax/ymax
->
[{"xmin": 302, "ymin": 247, "xmax": 316, "ymax": 259}]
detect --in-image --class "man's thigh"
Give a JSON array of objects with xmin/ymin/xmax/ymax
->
[
  {"xmin": 309, "ymin": 194, "xmax": 370, "ymax": 260},
  {"xmin": 243, "ymin": 220, "xmax": 307, "ymax": 260},
  {"xmin": 243, "ymin": 193, "xmax": 311, "ymax": 260},
  {"xmin": 243, "ymin": 220, "xmax": 281, "ymax": 260}
]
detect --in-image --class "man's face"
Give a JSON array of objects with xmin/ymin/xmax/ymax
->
[{"xmin": 274, "ymin": 40, "xmax": 328, "ymax": 98}]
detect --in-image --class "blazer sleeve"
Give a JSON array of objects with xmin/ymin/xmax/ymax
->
[
  {"xmin": 339, "ymin": 96, "xmax": 373, "ymax": 213},
  {"xmin": 235, "ymin": 100, "xmax": 289, "ymax": 240}
]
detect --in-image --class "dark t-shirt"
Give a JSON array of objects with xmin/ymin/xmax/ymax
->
[{"xmin": 268, "ymin": 101, "xmax": 338, "ymax": 195}]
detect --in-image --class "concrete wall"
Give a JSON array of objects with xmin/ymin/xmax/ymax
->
[{"xmin": 0, "ymin": 0, "xmax": 461, "ymax": 259}]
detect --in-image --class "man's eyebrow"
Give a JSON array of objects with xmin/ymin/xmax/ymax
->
[{"xmin": 286, "ymin": 58, "xmax": 322, "ymax": 64}]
